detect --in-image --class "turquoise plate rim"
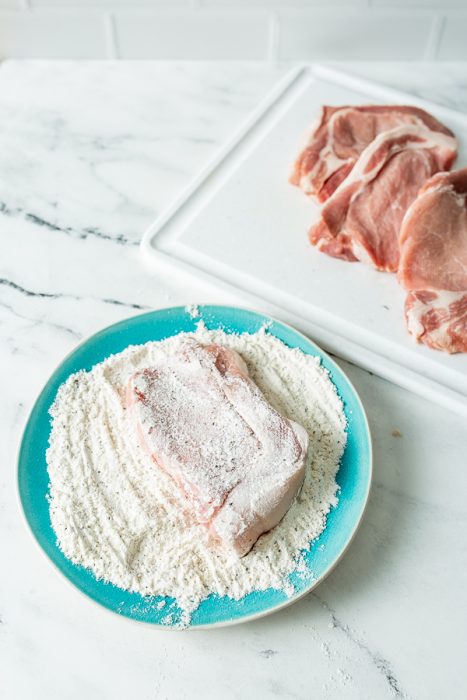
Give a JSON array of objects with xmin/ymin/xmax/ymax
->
[{"xmin": 17, "ymin": 305, "xmax": 372, "ymax": 629}]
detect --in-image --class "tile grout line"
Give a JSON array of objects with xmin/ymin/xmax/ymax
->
[
  {"xmin": 424, "ymin": 13, "xmax": 445, "ymax": 61},
  {"xmin": 104, "ymin": 12, "xmax": 119, "ymax": 59}
]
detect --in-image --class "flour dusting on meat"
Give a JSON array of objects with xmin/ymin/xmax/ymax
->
[{"xmin": 47, "ymin": 326, "xmax": 346, "ymax": 624}]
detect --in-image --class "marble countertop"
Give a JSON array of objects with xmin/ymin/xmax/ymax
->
[{"xmin": 1, "ymin": 61, "xmax": 466, "ymax": 700}]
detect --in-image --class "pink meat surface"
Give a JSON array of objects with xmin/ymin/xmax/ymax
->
[
  {"xmin": 126, "ymin": 340, "xmax": 309, "ymax": 556},
  {"xmin": 308, "ymin": 125, "xmax": 457, "ymax": 272},
  {"xmin": 290, "ymin": 104, "xmax": 454, "ymax": 202},
  {"xmin": 404, "ymin": 290, "xmax": 467, "ymax": 353},
  {"xmin": 398, "ymin": 168, "xmax": 467, "ymax": 353}
]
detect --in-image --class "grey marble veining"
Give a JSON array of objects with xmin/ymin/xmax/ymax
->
[{"xmin": 1, "ymin": 61, "xmax": 467, "ymax": 700}]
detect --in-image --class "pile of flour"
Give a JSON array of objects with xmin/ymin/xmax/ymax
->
[{"xmin": 47, "ymin": 325, "xmax": 347, "ymax": 622}]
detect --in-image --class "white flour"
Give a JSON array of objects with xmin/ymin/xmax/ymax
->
[{"xmin": 47, "ymin": 325, "xmax": 346, "ymax": 623}]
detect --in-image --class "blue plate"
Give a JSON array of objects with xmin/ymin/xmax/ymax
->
[{"xmin": 18, "ymin": 305, "xmax": 372, "ymax": 628}]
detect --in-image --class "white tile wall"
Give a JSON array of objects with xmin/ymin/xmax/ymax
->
[
  {"xmin": 202, "ymin": 0, "xmax": 368, "ymax": 5},
  {"xmin": 373, "ymin": 0, "xmax": 466, "ymax": 6},
  {"xmin": 0, "ymin": 11, "xmax": 105, "ymax": 58},
  {"xmin": 438, "ymin": 15, "xmax": 467, "ymax": 60},
  {"xmin": 0, "ymin": 2, "xmax": 466, "ymax": 59},
  {"xmin": 31, "ymin": 0, "xmax": 190, "ymax": 5},
  {"xmin": 114, "ymin": 10, "xmax": 271, "ymax": 59},
  {"xmin": 277, "ymin": 10, "xmax": 433, "ymax": 60}
]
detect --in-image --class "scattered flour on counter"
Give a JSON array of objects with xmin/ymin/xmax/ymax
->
[{"xmin": 47, "ymin": 325, "xmax": 347, "ymax": 622}]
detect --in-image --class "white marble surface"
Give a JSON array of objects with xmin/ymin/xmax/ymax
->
[{"xmin": 1, "ymin": 61, "xmax": 467, "ymax": 700}]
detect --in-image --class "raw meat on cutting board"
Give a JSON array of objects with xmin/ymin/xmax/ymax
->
[
  {"xmin": 308, "ymin": 125, "xmax": 457, "ymax": 272},
  {"xmin": 126, "ymin": 340, "xmax": 309, "ymax": 556},
  {"xmin": 398, "ymin": 168, "xmax": 467, "ymax": 353},
  {"xmin": 399, "ymin": 169, "xmax": 467, "ymax": 291},
  {"xmin": 404, "ymin": 291, "xmax": 467, "ymax": 353},
  {"xmin": 290, "ymin": 104, "xmax": 455, "ymax": 202}
]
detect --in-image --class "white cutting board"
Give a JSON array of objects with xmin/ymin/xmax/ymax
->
[{"xmin": 141, "ymin": 65, "xmax": 467, "ymax": 417}]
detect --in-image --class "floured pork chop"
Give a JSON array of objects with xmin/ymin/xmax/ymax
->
[
  {"xmin": 290, "ymin": 104, "xmax": 454, "ymax": 202},
  {"xmin": 126, "ymin": 339, "xmax": 309, "ymax": 556},
  {"xmin": 398, "ymin": 168, "xmax": 467, "ymax": 353}
]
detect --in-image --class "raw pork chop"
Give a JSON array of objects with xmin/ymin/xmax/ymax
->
[
  {"xmin": 398, "ymin": 168, "xmax": 467, "ymax": 353},
  {"xmin": 404, "ymin": 291, "xmax": 467, "ymax": 353},
  {"xmin": 308, "ymin": 125, "xmax": 457, "ymax": 271},
  {"xmin": 126, "ymin": 340, "xmax": 309, "ymax": 556},
  {"xmin": 290, "ymin": 105, "xmax": 454, "ymax": 202}
]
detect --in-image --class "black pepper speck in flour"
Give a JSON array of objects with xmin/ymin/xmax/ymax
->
[{"xmin": 46, "ymin": 325, "xmax": 347, "ymax": 620}]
